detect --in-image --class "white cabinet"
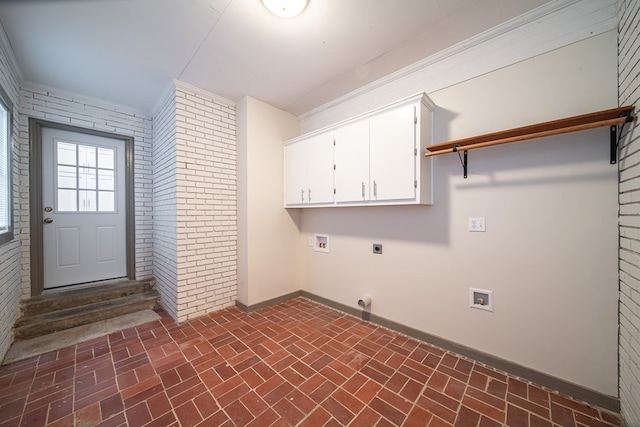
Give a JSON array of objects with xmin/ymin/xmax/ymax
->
[
  {"xmin": 284, "ymin": 93, "xmax": 434, "ymax": 208},
  {"xmin": 284, "ymin": 131, "xmax": 334, "ymax": 206},
  {"xmin": 368, "ymin": 102, "xmax": 418, "ymax": 203},
  {"xmin": 334, "ymin": 119, "xmax": 369, "ymax": 203}
]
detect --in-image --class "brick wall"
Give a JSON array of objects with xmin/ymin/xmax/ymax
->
[
  {"xmin": 19, "ymin": 83, "xmax": 154, "ymax": 297},
  {"xmin": 174, "ymin": 83, "xmax": 237, "ymax": 321},
  {"xmin": 152, "ymin": 88, "xmax": 178, "ymax": 320},
  {"xmin": 618, "ymin": 0, "xmax": 640, "ymax": 423},
  {"xmin": 153, "ymin": 81, "xmax": 237, "ymax": 323},
  {"xmin": 0, "ymin": 30, "xmax": 23, "ymax": 360}
]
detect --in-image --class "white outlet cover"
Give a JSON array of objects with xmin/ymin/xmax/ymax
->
[{"xmin": 468, "ymin": 217, "xmax": 486, "ymax": 232}]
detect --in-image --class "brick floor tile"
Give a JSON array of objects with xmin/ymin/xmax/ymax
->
[
  {"xmin": 506, "ymin": 403, "xmax": 528, "ymax": 426},
  {"xmin": 479, "ymin": 415, "xmax": 502, "ymax": 427},
  {"xmin": 100, "ymin": 393, "xmax": 124, "ymax": 420},
  {"xmin": 404, "ymin": 405, "xmax": 434, "ymax": 427},
  {"xmin": 530, "ymin": 413, "xmax": 554, "ymax": 427},
  {"xmin": 175, "ymin": 400, "xmax": 203, "ymax": 427},
  {"xmin": 575, "ymin": 412, "xmax": 618, "ymax": 427},
  {"xmin": 507, "ymin": 392, "xmax": 550, "ymax": 419},
  {"xmin": 273, "ymin": 396, "xmax": 306, "ymax": 425},
  {"xmin": 551, "ymin": 402, "xmax": 577, "ymax": 427},
  {"xmin": 239, "ymin": 390, "xmax": 268, "ymax": 417},
  {"xmin": 74, "ymin": 401, "xmax": 102, "ymax": 426},
  {"xmin": 462, "ymin": 395, "xmax": 505, "ymax": 424},
  {"xmin": 454, "ymin": 405, "xmax": 480, "ymax": 427},
  {"xmin": 193, "ymin": 391, "xmax": 219, "ymax": 419},
  {"xmin": 551, "ymin": 394, "xmax": 600, "ymax": 419},
  {"xmin": 0, "ymin": 299, "xmax": 623, "ymax": 427},
  {"xmin": 417, "ymin": 395, "xmax": 458, "ymax": 424},
  {"xmin": 321, "ymin": 396, "xmax": 356, "ymax": 425},
  {"xmin": 354, "ymin": 378, "xmax": 383, "ymax": 404},
  {"xmin": 246, "ymin": 407, "xmax": 280, "ymax": 427},
  {"xmin": 124, "ymin": 401, "xmax": 151, "ymax": 426},
  {"xmin": 331, "ymin": 387, "xmax": 365, "ymax": 415},
  {"xmin": 146, "ymin": 391, "xmax": 172, "ymax": 419},
  {"xmin": 370, "ymin": 396, "xmax": 407, "ymax": 425},
  {"xmin": 298, "ymin": 406, "xmax": 332, "ymax": 426}
]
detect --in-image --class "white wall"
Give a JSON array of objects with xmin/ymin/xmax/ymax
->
[
  {"xmin": 0, "ymin": 26, "xmax": 22, "ymax": 361},
  {"xmin": 236, "ymin": 96, "xmax": 301, "ymax": 307},
  {"xmin": 617, "ymin": 0, "xmax": 640, "ymax": 422},
  {"xmin": 298, "ymin": 31, "xmax": 619, "ymax": 396}
]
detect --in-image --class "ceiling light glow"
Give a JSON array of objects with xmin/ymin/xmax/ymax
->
[{"xmin": 261, "ymin": 0, "xmax": 309, "ymax": 18}]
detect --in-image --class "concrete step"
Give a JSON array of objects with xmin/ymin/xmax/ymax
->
[
  {"xmin": 20, "ymin": 280, "xmax": 154, "ymax": 317},
  {"xmin": 13, "ymin": 280, "xmax": 159, "ymax": 341}
]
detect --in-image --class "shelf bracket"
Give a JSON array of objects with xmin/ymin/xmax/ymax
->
[
  {"xmin": 453, "ymin": 144, "xmax": 468, "ymax": 179},
  {"xmin": 611, "ymin": 110, "xmax": 635, "ymax": 164}
]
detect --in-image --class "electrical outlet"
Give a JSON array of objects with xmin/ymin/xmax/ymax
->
[
  {"xmin": 468, "ymin": 217, "xmax": 486, "ymax": 232},
  {"xmin": 308, "ymin": 236, "xmax": 313, "ymax": 246}
]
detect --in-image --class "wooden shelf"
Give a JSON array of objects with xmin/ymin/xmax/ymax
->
[{"xmin": 424, "ymin": 105, "xmax": 635, "ymax": 178}]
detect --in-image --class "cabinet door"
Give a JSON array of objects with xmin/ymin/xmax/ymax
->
[
  {"xmin": 369, "ymin": 103, "xmax": 416, "ymax": 202},
  {"xmin": 305, "ymin": 132, "xmax": 335, "ymax": 205},
  {"xmin": 334, "ymin": 119, "xmax": 369, "ymax": 203},
  {"xmin": 284, "ymin": 141, "xmax": 307, "ymax": 205}
]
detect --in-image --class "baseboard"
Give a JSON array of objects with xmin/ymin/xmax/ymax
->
[
  {"xmin": 235, "ymin": 290, "xmax": 302, "ymax": 313},
  {"xmin": 237, "ymin": 291, "xmax": 620, "ymax": 412}
]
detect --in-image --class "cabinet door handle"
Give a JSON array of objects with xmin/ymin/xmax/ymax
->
[
  {"xmin": 362, "ymin": 182, "xmax": 365, "ymax": 199},
  {"xmin": 308, "ymin": 188, "xmax": 311, "ymax": 202},
  {"xmin": 301, "ymin": 189, "xmax": 304, "ymax": 202},
  {"xmin": 373, "ymin": 181, "xmax": 377, "ymax": 198}
]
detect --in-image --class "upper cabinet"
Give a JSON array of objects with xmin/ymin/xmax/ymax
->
[
  {"xmin": 284, "ymin": 93, "xmax": 435, "ymax": 208},
  {"xmin": 284, "ymin": 130, "xmax": 334, "ymax": 206}
]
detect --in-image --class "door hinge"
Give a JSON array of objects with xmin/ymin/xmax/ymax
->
[
  {"xmin": 414, "ymin": 115, "xmax": 417, "ymax": 124},
  {"xmin": 414, "ymin": 148, "xmax": 417, "ymax": 156},
  {"xmin": 333, "ymin": 139, "xmax": 336, "ymax": 146},
  {"xmin": 333, "ymin": 164, "xmax": 336, "ymax": 170},
  {"xmin": 414, "ymin": 180, "xmax": 418, "ymax": 188},
  {"xmin": 334, "ymin": 188, "xmax": 336, "ymax": 194}
]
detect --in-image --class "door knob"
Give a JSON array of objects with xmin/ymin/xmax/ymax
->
[
  {"xmin": 44, "ymin": 206, "xmax": 53, "ymax": 212},
  {"xmin": 44, "ymin": 218, "xmax": 53, "ymax": 224}
]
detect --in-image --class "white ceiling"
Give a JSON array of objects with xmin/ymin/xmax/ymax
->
[{"xmin": 0, "ymin": 0, "xmax": 550, "ymax": 116}]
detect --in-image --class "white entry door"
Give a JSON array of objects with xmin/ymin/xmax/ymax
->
[{"xmin": 42, "ymin": 127, "xmax": 127, "ymax": 289}]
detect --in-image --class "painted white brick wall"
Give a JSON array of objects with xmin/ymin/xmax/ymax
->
[
  {"xmin": 175, "ymin": 84, "xmax": 237, "ymax": 321},
  {"xmin": 618, "ymin": 0, "xmax": 640, "ymax": 423},
  {"xmin": 153, "ymin": 82, "xmax": 237, "ymax": 323},
  {"xmin": 0, "ymin": 35, "xmax": 22, "ymax": 360},
  {"xmin": 152, "ymin": 89, "xmax": 179, "ymax": 320},
  {"xmin": 18, "ymin": 83, "xmax": 154, "ymax": 298}
]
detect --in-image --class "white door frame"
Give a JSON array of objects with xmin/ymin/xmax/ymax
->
[{"xmin": 29, "ymin": 119, "xmax": 135, "ymax": 296}]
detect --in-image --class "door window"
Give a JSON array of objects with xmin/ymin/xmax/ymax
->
[{"xmin": 56, "ymin": 141, "xmax": 116, "ymax": 212}]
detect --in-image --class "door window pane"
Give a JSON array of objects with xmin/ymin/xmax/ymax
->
[
  {"xmin": 79, "ymin": 190, "xmax": 96, "ymax": 212},
  {"xmin": 78, "ymin": 167, "xmax": 96, "ymax": 190},
  {"xmin": 57, "ymin": 142, "xmax": 76, "ymax": 165},
  {"xmin": 57, "ymin": 165, "xmax": 76, "ymax": 189},
  {"xmin": 58, "ymin": 189, "xmax": 77, "ymax": 212},
  {"xmin": 78, "ymin": 145, "xmax": 96, "ymax": 167},
  {"xmin": 98, "ymin": 147, "xmax": 114, "ymax": 169},
  {"xmin": 98, "ymin": 169, "xmax": 114, "ymax": 191},
  {"xmin": 98, "ymin": 191, "xmax": 114, "ymax": 212}
]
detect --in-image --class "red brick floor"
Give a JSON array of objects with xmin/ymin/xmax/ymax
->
[{"xmin": 0, "ymin": 297, "xmax": 622, "ymax": 426}]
